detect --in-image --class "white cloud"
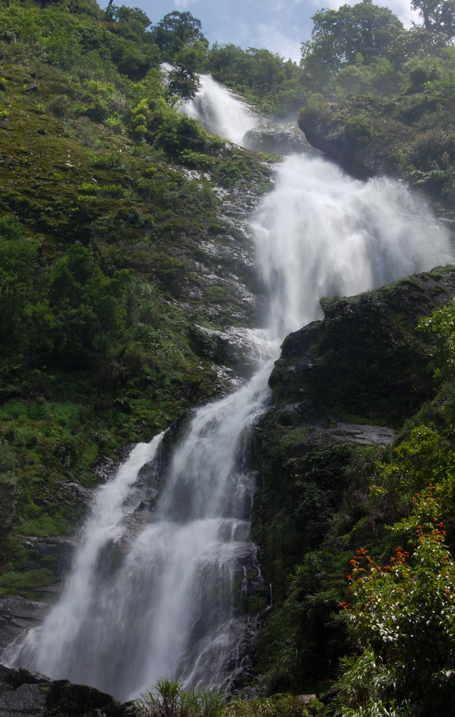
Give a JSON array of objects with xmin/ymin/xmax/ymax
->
[
  {"xmin": 215, "ymin": 17, "xmax": 302, "ymax": 61},
  {"xmin": 309, "ymin": 0, "xmax": 420, "ymax": 27},
  {"xmin": 173, "ymin": 0, "xmax": 197, "ymax": 9},
  {"xmin": 255, "ymin": 23, "xmax": 302, "ymax": 60}
]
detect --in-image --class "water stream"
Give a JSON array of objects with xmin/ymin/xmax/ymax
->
[
  {"xmin": 5, "ymin": 77, "xmax": 452, "ymax": 701},
  {"xmin": 180, "ymin": 74, "xmax": 259, "ymax": 146}
]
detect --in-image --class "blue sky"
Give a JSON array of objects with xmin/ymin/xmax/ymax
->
[{"xmin": 115, "ymin": 0, "xmax": 420, "ymax": 61}]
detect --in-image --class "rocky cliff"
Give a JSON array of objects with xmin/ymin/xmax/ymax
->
[{"xmin": 247, "ymin": 265, "xmax": 455, "ymax": 696}]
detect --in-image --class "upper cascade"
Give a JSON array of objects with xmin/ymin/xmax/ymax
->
[
  {"xmin": 178, "ymin": 72, "xmax": 314, "ymax": 155},
  {"xmin": 180, "ymin": 73, "xmax": 259, "ymax": 147}
]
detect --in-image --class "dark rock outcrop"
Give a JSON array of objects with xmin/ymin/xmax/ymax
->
[
  {"xmin": 243, "ymin": 121, "xmax": 318, "ymax": 156},
  {"xmin": 0, "ymin": 598, "xmax": 47, "ymax": 652},
  {"xmin": 270, "ymin": 266, "xmax": 455, "ymax": 425},
  {"xmin": 189, "ymin": 325, "xmax": 272, "ymax": 379},
  {"xmin": 0, "ymin": 664, "xmax": 139, "ymax": 716}
]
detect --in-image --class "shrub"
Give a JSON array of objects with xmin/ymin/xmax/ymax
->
[
  {"xmin": 47, "ymin": 94, "xmax": 72, "ymax": 118},
  {"xmin": 85, "ymin": 97, "xmax": 110, "ymax": 122},
  {"xmin": 337, "ymin": 525, "xmax": 455, "ymax": 715},
  {"xmin": 136, "ymin": 679, "xmax": 224, "ymax": 717}
]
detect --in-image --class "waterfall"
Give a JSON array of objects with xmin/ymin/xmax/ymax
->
[
  {"xmin": 179, "ymin": 74, "xmax": 259, "ymax": 147},
  {"xmin": 253, "ymin": 154, "xmax": 451, "ymax": 340},
  {"xmin": 5, "ymin": 81, "xmax": 452, "ymax": 701}
]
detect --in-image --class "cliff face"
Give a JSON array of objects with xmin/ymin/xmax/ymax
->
[
  {"xmin": 298, "ymin": 97, "xmax": 405, "ymax": 179},
  {"xmin": 270, "ymin": 266, "xmax": 455, "ymax": 425},
  {"xmin": 298, "ymin": 89, "xmax": 455, "ymax": 218},
  {"xmin": 249, "ymin": 266, "xmax": 455, "ymax": 695}
]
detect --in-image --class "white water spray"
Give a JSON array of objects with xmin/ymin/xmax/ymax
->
[
  {"xmin": 253, "ymin": 154, "xmax": 451, "ymax": 340},
  {"xmin": 6, "ymin": 80, "xmax": 452, "ymax": 700},
  {"xmin": 180, "ymin": 74, "xmax": 259, "ymax": 146}
]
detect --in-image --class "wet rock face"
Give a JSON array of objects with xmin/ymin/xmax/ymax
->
[
  {"xmin": 243, "ymin": 121, "xmax": 318, "ymax": 156},
  {"xmin": 0, "ymin": 683, "xmax": 46, "ymax": 717},
  {"xmin": 0, "ymin": 664, "xmax": 139, "ymax": 717},
  {"xmin": 20, "ymin": 536, "xmax": 77, "ymax": 578},
  {"xmin": 270, "ymin": 267, "xmax": 455, "ymax": 425},
  {"xmin": 189, "ymin": 325, "xmax": 273, "ymax": 379},
  {"xmin": 0, "ymin": 598, "xmax": 47, "ymax": 653}
]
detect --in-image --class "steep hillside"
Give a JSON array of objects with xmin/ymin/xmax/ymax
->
[{"xmin": 0, "ymin": 0, "xmax": 273, "ymax": 596}]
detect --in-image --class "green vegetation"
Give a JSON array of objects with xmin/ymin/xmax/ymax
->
[
  {"xmin": 0, "ymin": 0, "xmax": 271, "ymax": 594},
  {"xmin": 200, "ymin": 0, "xmax": 455, "ymax": 123},
  {"xmin": 206, "ymin": 45, "xmax": 306, "ymax": 117},
  {"xmin": 135, "ymin": 679, "xmax": 324, "ymax": 717},
  {"xmin": 136, "ymin": 679, "xmax": 225, "ymax": 717},
  {"xmin": 251, "ymin": 271, "xmax": 455, "ymax": 714},
  {"xmin": 299, "ymin": 0, "xmax": 454, "ymax": 102},
  {"xmin": 297, "ymin": 0, "xmax": 455, "ymax": 215}
]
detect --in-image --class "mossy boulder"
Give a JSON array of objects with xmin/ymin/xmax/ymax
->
[
  {"xmin": 270, "ymin": 266, "xmax": 455, "ymax": 426},
  {"xmin": 298, "ymin": 92, "xmax": 455, "ymax": 215}
]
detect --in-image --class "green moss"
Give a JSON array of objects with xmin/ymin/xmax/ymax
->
[
  {"xmin": 0, "ymin": 3, "xmax": 274, "ymax": 595},
  {"xmin": 0, "ymin": 567, "xmax": 55, "ymax": 598}
]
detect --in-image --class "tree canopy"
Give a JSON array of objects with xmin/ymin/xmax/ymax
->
[
  {"xmin": 152, "ymin": 11, "xmax": 207, "ymax": 61},
  {"xmin": 412, "ymin": 0, "xmax": 455, "ymax": 37},
  {"xmin": 303, "ymin": 0, "xmax": 404, "ymax": 72}
]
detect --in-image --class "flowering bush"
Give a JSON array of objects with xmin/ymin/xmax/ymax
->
[{"xmin": 337, "ymin": 524, "xmax": 455, "ymax": 715}]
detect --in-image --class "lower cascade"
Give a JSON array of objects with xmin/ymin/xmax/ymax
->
[{"xmin": 4, "ymin": 136, "xmax": 452, "ymax": 698}]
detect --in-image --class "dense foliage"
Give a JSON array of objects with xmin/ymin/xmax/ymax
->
[
  {"xmin": 0, "ymin": 0, "xmax": 271, "ymax": 595},
  {"xmin": 296, "ymin": 0, "xmax": 455, "ymax": 219}
]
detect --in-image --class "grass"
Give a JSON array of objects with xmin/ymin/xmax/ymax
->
[{"xmin": 134, "ymin": 680, "xmax": 325, "ymax": 717}]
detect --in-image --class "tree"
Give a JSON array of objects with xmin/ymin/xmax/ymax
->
[
  {"xmin": 48, "ymin": 245, "xmax": 131, "ymax": 366},
  {"xmin": 304, "ymin": 0, "xmax": 404, "ymax": 73},
  {"xmin": 417, "ymin": 298, "xmax": 455, "ymax": 379},
  {"xmin": 167, "ymin": 66, "xmax": 200, "ymax": 102},
  {"xmin": 106, "ymin": 5, "xmax": 152, "ymax": 37},
  {"xmin": 411, "ymin": 0, "xmax": 455, "ymax": 38},
  {"xmin": 0, "ymin": 218, "xmax": 38, "ymax": 352},
  {"xmin": 105, "ymin": 5, "xmax": 160, "ymax": 79},
  {"xmin": 152, "ymin": 11, "xmax": 207, "ymax": 62},
  {"xmin": 166, "ymin": 41, "xmax": 207, "ymax": 102}
]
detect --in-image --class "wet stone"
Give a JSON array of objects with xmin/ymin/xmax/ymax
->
[
  {"xmin": 0, "ymin": 597, "xmax": 48, "ymax": 652},
  {"xmin": 0, "ymin": 666, "xmax": 138, "ymax": 717},
  {"xmin": 0, "ymin": 683, "xmax": 46, "ymax": 716}
]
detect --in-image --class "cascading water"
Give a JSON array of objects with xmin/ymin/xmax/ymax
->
[
  {"xmin": 253, "ymin": 155, "xmax": 452, "ymax": 339},
  {"xmin": 5, "ymin": 81, "xmax": 452, "ymax": 701},
  {"xmin": 179, "ymin": 74, "xmax": 259, "ymax": 146}
]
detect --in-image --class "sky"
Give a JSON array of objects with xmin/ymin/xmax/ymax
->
[{"xmin": 115, "ymin": 0, "xmax": 421, "ymax": 62}]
